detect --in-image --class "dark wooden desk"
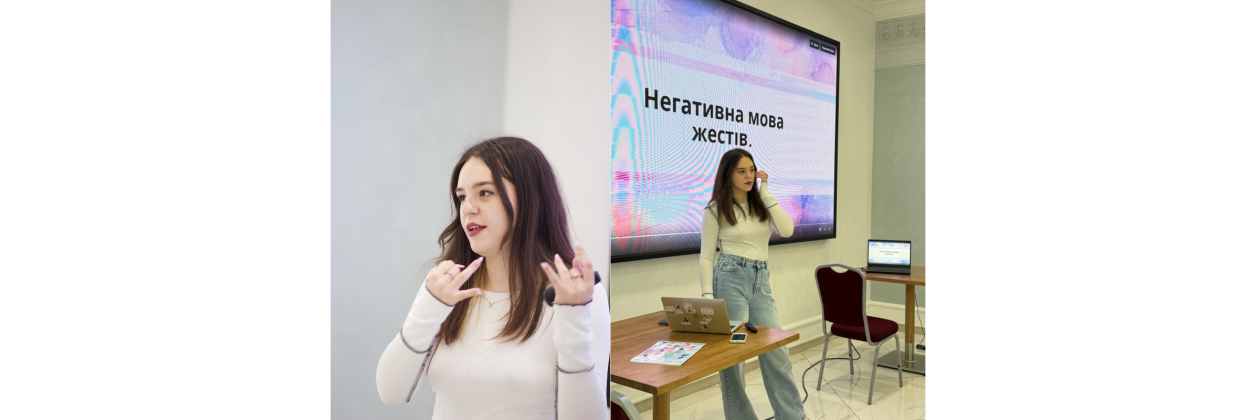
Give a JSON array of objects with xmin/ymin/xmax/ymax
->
[
  {"xmin": 610, "ymin": 311, "xmax": 799, "ymax": 420},
  {"xmin": 864, "ymin": 266, "xmax": 926, "ymax": 375}
]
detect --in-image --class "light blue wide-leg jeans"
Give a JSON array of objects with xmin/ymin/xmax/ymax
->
[{"xmin": 713, "ymin": 253, "xmax": 806, "ymax": 420}]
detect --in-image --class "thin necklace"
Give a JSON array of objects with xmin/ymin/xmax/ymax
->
[{"xmin": 485, "ymin": 294, "xmax": 511, "ymax": 308}]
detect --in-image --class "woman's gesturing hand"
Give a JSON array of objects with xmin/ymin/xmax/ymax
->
[
  {"xmin": 540, "ymin": 243, "xmax": 595, "ymax": 305},
  {"xmin": 755, "ymin": 170, "xmax": 769, "ymax": 183},
  {"xmin": 425, "ymin": 258, "xmax": 484, "ymax": 305}
]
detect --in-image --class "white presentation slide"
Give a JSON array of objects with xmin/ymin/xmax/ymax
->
[{"xmin": 868, "ymin": 242, "xmax": 910, "ymax": 265}]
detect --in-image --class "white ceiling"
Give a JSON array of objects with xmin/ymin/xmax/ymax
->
[{"xmin": 844, "ymin": 0, "xmax": 926, "ymax": 21}]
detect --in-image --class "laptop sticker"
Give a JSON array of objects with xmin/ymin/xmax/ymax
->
[
  {"xmin": 684, "ymin": 303, "xmax": 695, "ymax": 314},
  {"xmin": 681, "ymin": 316, "xmax": 691, "ymax": 326},
  {"xmin": 700, "ymin": 307, "xmax": 714, "ymax": 316}
]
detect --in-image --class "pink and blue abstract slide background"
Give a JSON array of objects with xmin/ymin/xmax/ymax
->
[{"xmin": 611, "ymin": 0, "xmax": 838, "ymax": 259}]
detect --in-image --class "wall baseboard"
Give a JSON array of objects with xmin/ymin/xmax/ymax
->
[{"xmin": 868, "ymin": 301, "xmax": 927, "ymax": 329}]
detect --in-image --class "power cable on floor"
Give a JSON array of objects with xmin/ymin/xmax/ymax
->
[
  {"xmin": 762, "ymin": 341, "xmax": 864, "ymax": 420},
  {"xmin": 914, "ymin": 290, "xmax": 925, "ymax": 348}
]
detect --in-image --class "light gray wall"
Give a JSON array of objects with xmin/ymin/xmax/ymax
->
[
  {"xmin": 332, "ymin": 1, "xmax": 509, "ymax": 419},
  {"xmin": 870, "ymin": 63, "xmax": 925, "ymax": 306},
  {"xmin": 501, "ymin": 0, "xmax": 612, "ymax": 303}
]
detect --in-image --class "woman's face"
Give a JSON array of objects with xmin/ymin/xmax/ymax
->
[
  {"xmin": 728, "ymin": 156, "xmax": 756, "ymax": 193},
  {"xmin": 456, "ymin": 157, "xmax": 517, "ymax": 258}
]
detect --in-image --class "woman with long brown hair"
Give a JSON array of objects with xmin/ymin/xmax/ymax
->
[
  {"xmin": 376, "ymin": 137, "xmax": 609, "ymax": 419},
  {"xmin": 699, "ymin": 148, "xmax": 806, "ymax": 420}
]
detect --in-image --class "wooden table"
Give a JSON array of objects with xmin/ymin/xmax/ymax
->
[
  {"xmin": 864, "ymin": 266, "xmax": 926, "ymax": 375},
  {"xmin": 610, "ymin": 311, "xmax": 799, "ymax": 420}
]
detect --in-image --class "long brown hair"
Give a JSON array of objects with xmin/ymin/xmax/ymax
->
[
  {"xmin": 433, "ymin": 136, "xmax": 574, "ymax": 345},
  {"xmin": 707, "ymin": 148, "xmax": 769, "ymax": 226}
]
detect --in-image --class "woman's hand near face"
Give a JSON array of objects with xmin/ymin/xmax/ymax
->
[
  {"xmin": 541, "ymin": 243, "xmax": 595, "ymax": 305},
  {"xmin": 755, "ymin": 170, "xmax": 769, "ymax": 183},
  {"xmin": 425, "ymin": 258, "xmax": 484, "ymax": 305}
]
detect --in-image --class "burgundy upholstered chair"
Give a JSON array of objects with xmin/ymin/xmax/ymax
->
[
  {"xmin": 611, "ymin": 390, "xmax": 644, "ymax": 420},
  {"xmin": 814, "ymin": 263, "xmax": 903, "ymax": 405}
]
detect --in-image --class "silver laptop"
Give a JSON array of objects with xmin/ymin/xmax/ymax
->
[
  {"xmin": 866, "ymin": 239, "xmax": 912, "ymax": 274},
  {"xmin": 660, "ymin": 297, "xmax": 742, "ymax": 334}
]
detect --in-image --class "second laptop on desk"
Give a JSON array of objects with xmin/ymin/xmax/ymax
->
[
  {"xmin": 867, "ymin": 239, "xmax": 912, "ymax": 274},
  {"xmin": 660, "ymin": 297, "xmax": 742, "ymax": 334}
]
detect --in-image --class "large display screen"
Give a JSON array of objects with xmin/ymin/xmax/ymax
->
[{"xmin": 610, "ymin": 0, "xmax": 839, "ymax": 262}]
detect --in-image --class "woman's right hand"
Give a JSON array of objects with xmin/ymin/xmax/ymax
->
[{"xmin": 425, "ymin": 258, "xmax": 484, "ymax": 305}]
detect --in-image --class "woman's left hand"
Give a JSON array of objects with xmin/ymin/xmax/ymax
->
[
  {"xmin": 755, "ymin": 171, "xmax": 769, "ymax": 183},
  {"xmin": 540, "ymin": 243, "xmax": 595, "ymax": 305}
]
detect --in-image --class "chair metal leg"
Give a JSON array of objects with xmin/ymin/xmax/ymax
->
[
  {"xmin": 868, "ymin": 341, "xmax": 880, "ymax": 405},
  {"xmin": 847, "ymin": 338, "xmax": 854, "ymax": 374},
  {"xmin": 893, "ymin": 335, "xmax": 903, "ymax": 387},
  {"xmin": 817, "ymin": 334, "xmax": 831, "ymax": 391}
]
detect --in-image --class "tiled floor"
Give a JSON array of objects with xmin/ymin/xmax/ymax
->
[{"xmin": 638, "ymin": 337, "xmax": 925, "ymax": 420}]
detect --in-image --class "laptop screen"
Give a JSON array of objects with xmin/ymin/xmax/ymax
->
[{"xmin": 868, "ymin": 240, "xmax": 911, "ymax": 266}]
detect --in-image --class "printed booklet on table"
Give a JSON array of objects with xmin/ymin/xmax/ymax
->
[{"xmin": 630, "ymin": 341, "xmax": 706, "ymax": 366}]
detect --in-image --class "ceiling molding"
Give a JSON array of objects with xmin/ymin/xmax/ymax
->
[
  {"xmin": 876, "ymin": 14, "xmax": 924, "ymax": 51},
  {"xmin": 844, "ymin": 0, "xmax": 875, "ymax": 15},
  {"xmin": 875, "ymin": 14, "xmax": 924, "ymax": 69},
  {"xmin": 876, "ymin": 45, "xmax": 924, "ymax": 70},
  {"xmin": 873, "ymin": 0, "xmax": 925, "ymax": 21}
]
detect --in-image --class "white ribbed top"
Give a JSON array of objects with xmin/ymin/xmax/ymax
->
[
  {"xmin": 698, "ymin": 182, "xmax": 794, "ymax": 295},
  {"xmin": 377, "ymin": 283, "xmax": 609, "ymax": 419}
]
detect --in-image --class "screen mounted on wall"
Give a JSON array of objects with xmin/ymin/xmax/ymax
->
[{"xmin": 610, "ymin": 0, "xmax": 839, "ymax": 262}]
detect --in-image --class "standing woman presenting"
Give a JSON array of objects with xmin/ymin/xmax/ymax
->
[
  {"xmin": 699, "ymin": 148, "xmax": 807, "ymax": 420},
  {"xmin": 376, "ymin": 137, "xmax": 610, "ymax": 420}
]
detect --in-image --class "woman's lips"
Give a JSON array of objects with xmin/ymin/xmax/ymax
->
[{"xmin": 467, "ymin": 223, "xmax": 485, "ymax": 236}]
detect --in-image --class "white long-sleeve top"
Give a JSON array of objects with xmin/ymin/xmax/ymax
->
[
  {"xmin": 376, "ymin": 281, "xmax": 610, "ymax": 420},
  {"xmin": 698, "ymin": 182, "xmax": 794, "ymax": 295}
]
